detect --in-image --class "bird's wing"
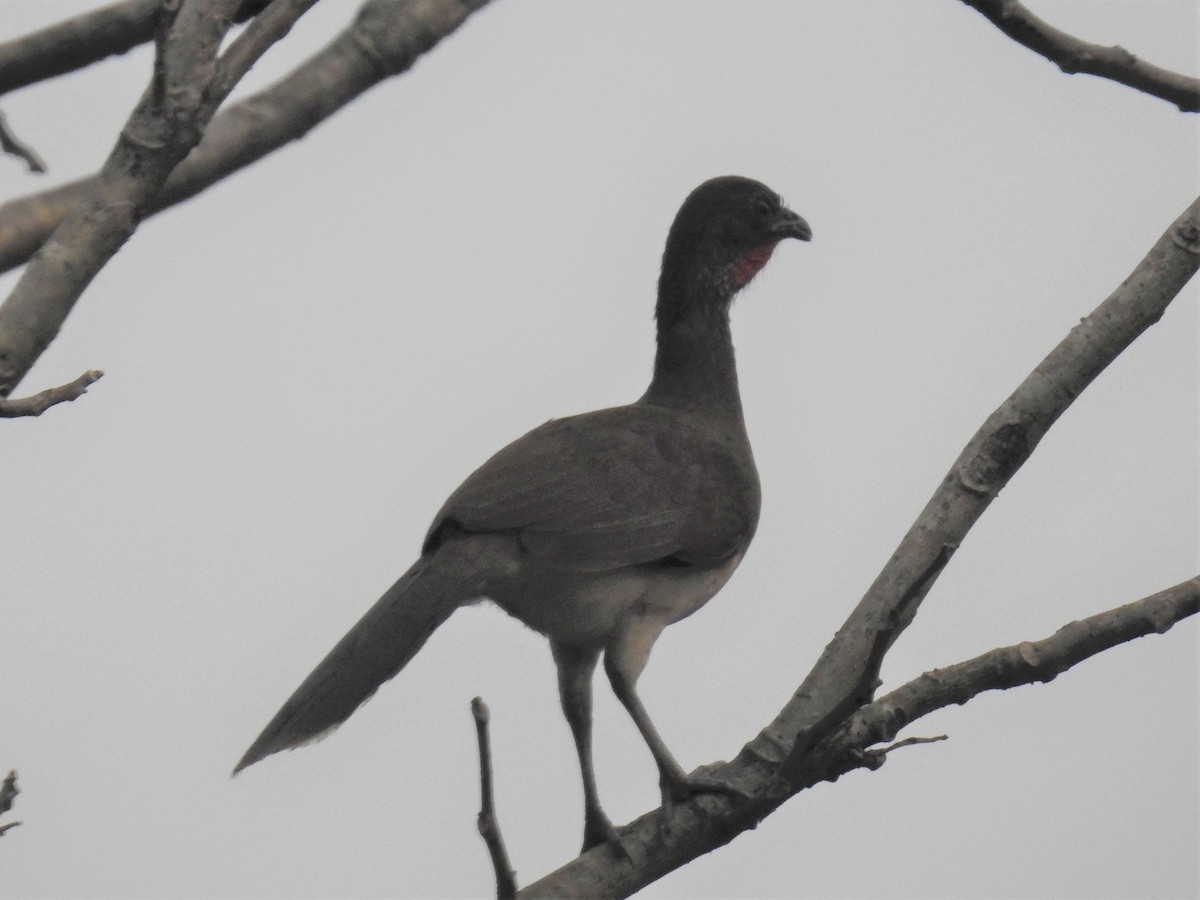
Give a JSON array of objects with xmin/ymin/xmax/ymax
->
[{"xmin": 425, "ymin": 403, "xmax": 760, "ymax": 572}]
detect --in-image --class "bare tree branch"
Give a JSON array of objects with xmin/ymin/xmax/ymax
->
[
  {"xmin": 209, "ymin": 0, "xmax": 316, "ymax": 107},
  {"xmin": 743, "ymin": 192, "xmax": 1200, "ymax": 787},
  {"xmin": 0, "ymin": 769, "xmax": 19, "ymax": 837},
  {"xmin": 0, "ymin": 0, "xmax": 494, "ymax": 279},
  {"xmin": 521, "ymin": 576, "xmax": 1198, "ymax": 898},
  {"xmin": 0, "ymin": 0, "xmax": 273, "ymax": 97},
  {"xmin": 516, "ymin": 196, "xmax": 1200, "ymax": 897},
  {"xmin": 0, "ymin": 0, "xmax": 322, "ymax": 399},
  {"xmin": 472, "ymin": 698, "xmax": 517, "ymax": 900},
  {"xmin": 0, "ymin": 108, "xmax": 45, "ymax": 173},
  {"xmin": 0, "ymin": 0, "xmax": 161, "ymax": 96},
  {"xmin": 832, "ymin": 576, "xmax": 1200, "ymax": 764},
  {"xmin": 961, "ymin": 0, "xmax": 1200, "ymax": 112},
  {"xmin": 0, "ymin": 0, "xmax": 493, "ymax": 398},
  {"xmin": 0, "ymin": 369, "xmax": 103, "ymax": 418},
  {"xmin": 0, "ymin": 771, "xmax": 17, "ymax": 816}
]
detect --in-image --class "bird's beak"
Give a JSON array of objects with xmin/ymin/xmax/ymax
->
[{"xmin": 769, "ymin": 208, "xmax": 812, "ymax": 242}]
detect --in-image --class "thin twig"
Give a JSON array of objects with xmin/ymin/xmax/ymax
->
[
  {"xmin": 0, "ymin": 769, "xmax": 20, "ymax": 836},
  {"xmin": 0, "ymin": 768, "xmax": 20, "ymax": 840},
  {"xmin": 472, "ymin": 698, "xmax": 517, "ymax": 900},
  {"xmin": 0, "ymin": 369, "xmax": 103, "ymax": 417},
  {"xmin": 961, "ymin": 0, "xmax": 1200, "ymax": 112},
  {"xmin": 0, "ymin": 108, "xmax": 45, "ymax": 172},
  {"xmin": 0, "ymin": 771, "xmax": 18, "ymax": 816},
  {"xmin": 842, "ymin": 734, "xmax": 949, "ymax": 773}
]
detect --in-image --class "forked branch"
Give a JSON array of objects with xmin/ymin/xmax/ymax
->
[
  {"xmin": 518, "ymin": 195, "xmax": 1200, "ymax": 898},
  {"xmin": 521, "ymin": 575, "xmax": 1198, "ymax": 898},
  {"xmin": 0, "ymin": 0, "xmax": 319, "ymax": 399},
  {"xmin": 803, "ymin": 575, "xmax": 1200, "ymax": 791},
  {"xmin": 0, "ymin": 0, "xmax": 494, "ymax": 397}
]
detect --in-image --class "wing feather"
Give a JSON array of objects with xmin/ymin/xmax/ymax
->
[{"xmin": 425, "ymin": 403, "xmax": 760, "ymax": 572}]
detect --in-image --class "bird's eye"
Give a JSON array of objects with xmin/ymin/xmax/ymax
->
[{"xmin": 752, "ymin": 196, "xmax": 773, "ymax": 217}]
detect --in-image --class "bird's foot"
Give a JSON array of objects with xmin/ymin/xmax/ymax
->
[
  {"xmin": 659, "ymin": 769, "xmax": 752, "ymax": 821},
  {"xmin": 582, "ymin": 810, "xmax": 632, "ymax": 862}
]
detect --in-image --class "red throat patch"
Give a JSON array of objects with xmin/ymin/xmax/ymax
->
[{"xmin": 734, "ymin": 241, "xmax": 778, "ymax": 288}]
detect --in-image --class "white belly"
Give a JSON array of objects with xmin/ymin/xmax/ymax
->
[{"xmin": 489, "ymin": 551, "xmax": 744, "ymax": 651}]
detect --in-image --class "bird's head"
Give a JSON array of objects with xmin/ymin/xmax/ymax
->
[{"xmin": 658, "ymin": 176, "xmax": 811, "ymax": 325}]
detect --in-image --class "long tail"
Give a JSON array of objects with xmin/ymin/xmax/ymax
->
[{"xmin": 234, "ymin": 556, "xmax": 466, "ymax": 774}]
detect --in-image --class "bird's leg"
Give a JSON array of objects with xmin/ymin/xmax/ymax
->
[
  {"xmin": 604, "ymin": 636, "xmax": 751, "ymax": 823},
  {"xmin": 551, "ymin": 641, "xmax": 628, "ymax": 858}
]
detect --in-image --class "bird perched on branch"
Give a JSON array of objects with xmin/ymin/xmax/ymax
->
[{"xmin": 236, "ymin": 175, "xmax": 812, "ymax": 853}]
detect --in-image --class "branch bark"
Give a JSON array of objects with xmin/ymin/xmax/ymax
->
[
  {"xmin": 0, "ymin": 369, "xmax": 103, "ymax": 417},
  {"xmin": 472, "ymin": 698, "xmax": 517, "ymax": 900},
  {"xmin": 0, "ymin": 0, "xmax": 272, "ymax": 97},
  {"xmin": 517, "ymin": 197, "xmax": 1200, "ymax": 896},
  {"xmin": 0, "ymin": 0, "xmax": 493, "ymax": 397},
  {"xmin": 961, "ymin": 0, "xmax": 1200, "ymax": 112},
  {"xmin": 830, "ymin": 575, "xmax": 1200, "ymax": 767},
  {"xmin": 522, "ymin": 575, "xmax": 1198, "ymax": 898},
  {"xmin": 0, "ymin": 0, "xmax": 321, "ymax": 399},
  {"xmin": 745, "ymin": 192, "xmax": 1200, "ymax": 783},
  {"xmin": 0, "ymin": 0, "xmax": 493, "ymax": 280}
]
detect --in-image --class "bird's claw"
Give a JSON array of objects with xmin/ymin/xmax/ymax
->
[
  {"xmin": 582, "ymin": 814, "xmax": 632, "ymax": 863},
  {"xmin": 653, "ymin": 771, "xmax": 751, "ymax": 843},
  {"xmin": 662, "ymin": 771, "xmax": 752, "ymax": 807}
]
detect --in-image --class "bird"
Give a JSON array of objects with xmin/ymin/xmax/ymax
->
[{"xmin": 235, "ymin": 175, "xmax": 812, "ymax": 854}]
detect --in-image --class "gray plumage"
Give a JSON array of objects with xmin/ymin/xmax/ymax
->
[{"xmin": 236, "ymin": 176, "xmax": 811, "ymax": 853}]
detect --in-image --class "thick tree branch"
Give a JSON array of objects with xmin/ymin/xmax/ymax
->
[
  {"xmin": 0, "ymin": 0, "xmax": 321, "ymax": 398},
  {"xmin": 803, "ymin": 575, "xmax": 1200, "ymax": 789},
  {"xmin": 0, "ymin": 0, "xmax": 493, "ymax": 395},
  {"xmin": 0, "ymin": 0, "xmax": 272, "ymax": 97},
  {"xmin": 961, "ymin": 0, "xmax": 1200, "ymax": 112},
  {"xmin": 0, "ymin": 369, "xmax": 103, "ymax": 417},
  {"xmin": 518, "ymin": 198, "xmax": 1200, "ymax": 897},
  {"xmin": 208, "ymin": 0, "xmax": 315, "ymax": 107},
  {"xmin": 743, "ymin": 192, "xmax": 1200, "ymax": 783},
  {"xmin": 521, "ymin": 577, "xmax": 1199, "ymax": 897},
  {"xmin": 0, "ymin": 0, "xmax": 493, "ymax": 279}
]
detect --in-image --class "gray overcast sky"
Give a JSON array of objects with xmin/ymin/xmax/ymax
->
[{"xmin": 2, "ymin": 1, "xmax": 1197, "ymax": 897}]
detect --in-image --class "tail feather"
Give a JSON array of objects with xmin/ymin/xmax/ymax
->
[{"xmin": 234, "ymin": 556, "xmax": 466, "ymax": 774}]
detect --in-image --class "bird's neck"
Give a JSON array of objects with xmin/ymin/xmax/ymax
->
[{"xmin": 643, "ymin": 280, "xmax": 744, "ymax": 419}]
